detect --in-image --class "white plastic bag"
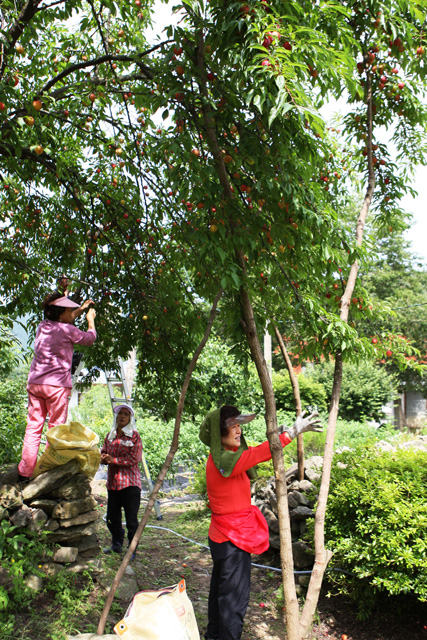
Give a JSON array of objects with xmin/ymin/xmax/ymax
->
[{"xmin": 114, "ymin": 579, "xmax": 200, "ymax": 640}]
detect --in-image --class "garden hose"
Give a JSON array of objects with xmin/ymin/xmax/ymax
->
[{"xmin": 145, "ymin": 525, "xmax": 355, "ymax": 576}]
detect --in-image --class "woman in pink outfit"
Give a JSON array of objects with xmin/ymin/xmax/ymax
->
[{"xmin": 17, "ymin": 292, "xmax": 97, "ymax": 482}]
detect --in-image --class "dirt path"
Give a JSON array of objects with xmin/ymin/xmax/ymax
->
[{"xmin": 91, "ymin": 480, "xmax": 427, "ymax": 640}]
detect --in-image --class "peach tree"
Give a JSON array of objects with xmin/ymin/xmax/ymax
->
[{"xmin": 1, "ymin": 1, "xmax": 427, "ymax": 637}]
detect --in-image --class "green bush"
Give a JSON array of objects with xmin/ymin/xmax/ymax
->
[
  {"xmin": 305, "ymin": 360, "xmax": 397, "ymax": 422},
  {"xmin": 0, "ymin": 376, "xmax": 28, "ymax": 463},
  {"xmin": 180, "ymin": 413, "xmax": 399, "ymax": 499},
  {"xmin": 139, "ymin": 412, "xmax": 293, "ymax": 483},
  {"xmin": 272, "ymin": 371, "xmax": 328, "ymax": 413},
  {"xmin": 70, "ymin": 384, "xmax": 112, "ymax": 437},
  {"xmin": 0, "ymin": 520, "xmax": 48, "ymax": 610},
  {"xmin": 323, "ymin": 443, "xmax": 427, "ymax": 617},
  {"xmin": 138, "ymin": 417, "xmax": 208, "ymax": 482},
  {"xmin": 188, "ymin": 460, "xmax": 208, "ymax": 499},
  {"xmin": 249, "ymin": 413, "xmax": 396, "ymax": 464}
]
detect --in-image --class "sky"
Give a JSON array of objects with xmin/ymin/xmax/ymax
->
[
  {"xmin": 400, "ymin": 166, "xmax": 427, "ymax": 265},
  {"xmin": 147, "ymin": 1, "xmax": 427, "ymax": 265}
]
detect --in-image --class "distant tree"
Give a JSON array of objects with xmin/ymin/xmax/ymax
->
[
  {"xmin": 0, "ymin": 320, "xmax": 26, "ymax": 377},
  {"xmin": 70, "ymin": 384, "xmax": 112, "ymax": 436},
  {"xmin": 361, "ymin": 230, "xmax": 427, "ymax": 392},
  {"xmin": 306, "ymin": 359, "xmax": 397, "ymax": 422},
  {"xmin": 134, "ymin": 334, "xmax": 263, "ymax": 420}
]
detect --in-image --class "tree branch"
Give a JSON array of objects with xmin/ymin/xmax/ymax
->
[
  {"xmin": 1, "ymin": 1, "xmax": 43, "ymax": 80},
  {"xmin": 274, "ymin": 324, "xmax": 305, "ymax": 480},
  {"xmin": 96, "ymin": 285, "xmax": 223, "ymax": 635},
  {"xmin": 38, "ymin": 47, "xmax": 167, "ymax": 96}
]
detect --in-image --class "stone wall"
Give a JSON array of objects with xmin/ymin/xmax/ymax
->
[
  {"xmin": 0, "ymin": 459, "xmax": 101, "ymax": 591},
  {"xmin": 251, "ymin": 456, "xmax": 323, "ymax": 585}
]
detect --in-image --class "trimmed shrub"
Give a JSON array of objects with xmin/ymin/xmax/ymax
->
[
  {"xmin": 323, "ymin": 443, "xmax": 427, "ymax": 617},
  {"xmin": 273, "ymin": 371, "xmax": 328, "ymax": 413},
  {"xmin": 305, "ymin": 360, "xmax": 397, "ymax": 422}
]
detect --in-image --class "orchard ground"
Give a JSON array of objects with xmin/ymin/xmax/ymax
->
[
  {"xmin": 7, "ymin": 472, "xmax": 427, "ymax": 639},
  {"xmin": 89, "ymin": 476, "xmax": 427, "ymax": 640}
]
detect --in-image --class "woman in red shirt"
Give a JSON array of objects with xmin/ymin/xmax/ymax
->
[{"xmin": 199, "ymin": 405, "xmax": 322, "ymax": 640}]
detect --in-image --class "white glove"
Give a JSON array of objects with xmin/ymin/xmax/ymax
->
[{"xmin": 279, "ymin": 411, "xmax": 323, "ymax": 441}]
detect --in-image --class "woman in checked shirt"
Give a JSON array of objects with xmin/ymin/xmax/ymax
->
[{"xmin": 101, "ymin": 404, "xmax": 142, "ymax": 555}]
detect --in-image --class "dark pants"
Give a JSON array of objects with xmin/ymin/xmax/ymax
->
[
  {"xmin": 206, "ymin": 538, "xmax": 251, "ymax": 640},
  {"xmin": 106, "ymin": 486, "xmax": 141, "ymax": 549}
]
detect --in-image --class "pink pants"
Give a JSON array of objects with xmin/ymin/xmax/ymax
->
[{"xmin": 18, "ymin": 383, "xmax": 71, "ymax": 478}]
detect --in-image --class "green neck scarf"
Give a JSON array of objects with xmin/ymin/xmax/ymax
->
[{"xmin": 199, "ymin": 408, "xmax": 257, "ymax": 479}]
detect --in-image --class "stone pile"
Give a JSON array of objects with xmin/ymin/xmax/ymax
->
[
  {"xmin": 251, "ymin": 456, "xmax": 323, "ymax": 581},
  {"xmin": 0, "ymin": 459, "xmax": 102, "ymax": 589}
]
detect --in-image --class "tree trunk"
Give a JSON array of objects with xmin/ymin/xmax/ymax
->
[
  {"xmin": 299, "ymin": 69, "xmax": 375, "ymax": 638},
  {"xmin": 240, "ymin": 286, "xmax": 300, "ymax": 640},
  {"xmin": 192, "ymin": 31, "xmax": 301, "ymax": 636},
  {"xmin": 97, "ymin": 287, "xmax": 223, "ymax": 635},
  {"xmin": 274, "ymin": 325, "xmax": 304, "ymax": 481},
  {"xmin": 298, "ymin": 353, "xmax": 340, "ymax": 636}
]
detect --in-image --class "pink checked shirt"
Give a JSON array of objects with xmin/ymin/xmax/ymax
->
[{"xmin": 101, "ymin": 430, "xmax": 143, "ymax": 491}]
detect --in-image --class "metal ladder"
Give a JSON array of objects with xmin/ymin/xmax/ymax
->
[{"xmin": 104, "ymin": 357, "xmax": 162, "ymax": 520}]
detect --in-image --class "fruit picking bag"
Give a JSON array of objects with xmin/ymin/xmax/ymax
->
[
  {"xmin": 114, "ymin": 579, "xmax": 200, "ymax": 640},
  {"xmin": 33, "ymin": 421, "xmax": 100, "ymax": 479}
]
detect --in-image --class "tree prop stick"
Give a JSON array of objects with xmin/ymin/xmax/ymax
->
[
  {"xmin": 274, "ymin": 325, "xmax": 304, "ymax": 481},
  {"xmin": 97, "ymin": 287, "xmax": 223, "ymax": 636}
]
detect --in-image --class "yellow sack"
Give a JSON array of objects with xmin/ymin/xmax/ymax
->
[
  {"xmin": 114, "ymin": 579, "xmax": 200, "ymax": 640},
  {"xmin": 33, "ymin": 421, "xmax": 101, "ymax": 479}
]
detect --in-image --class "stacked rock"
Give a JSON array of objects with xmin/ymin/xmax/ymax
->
[
  {"xmin": 0, "ymin": 459, "xmax": 101, "ymax": 589},
  {"xmin": 251, "ymin": 455, "xmax": 323, "ymax": 579}
]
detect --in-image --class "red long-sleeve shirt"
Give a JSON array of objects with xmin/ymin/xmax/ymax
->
[
  {"xmin": 206, "ymin": 432, "xmax": 291, "ymax": 552},
  {"xmin": 101, "ymin": 430, "xmax": 143, "ymax": 491}
]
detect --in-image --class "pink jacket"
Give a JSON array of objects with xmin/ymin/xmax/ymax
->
[{"xmin": 27, "ymin": 320, "xmax": 96, "ymax": 388}]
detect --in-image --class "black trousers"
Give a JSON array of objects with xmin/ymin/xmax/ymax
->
[
  {"xmin": 206, "ymin": 538, "xmax": 251, "ymax": 640},
  {"xmin": 106, "ymin": 486, "xmax": 141, "ymax": 549}
]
